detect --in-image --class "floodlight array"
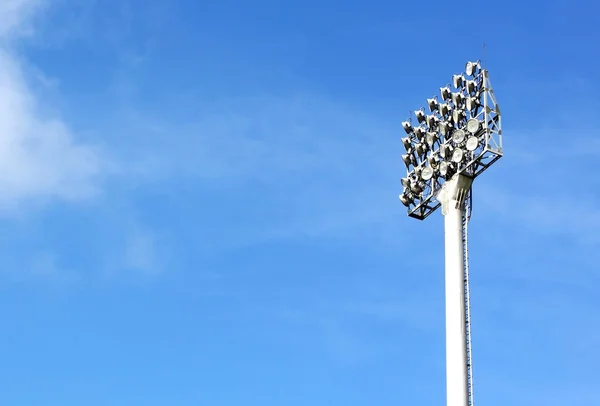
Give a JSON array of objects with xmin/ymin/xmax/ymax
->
[{"xmin": 399, "ymin": 61, "xmax": 503, "ymax": 220}]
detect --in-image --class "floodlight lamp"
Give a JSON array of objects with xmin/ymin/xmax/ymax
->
[
  {"xmin": 465, "ymin": 61, "xmax": 480, "ymax": 77},
  {"xmin": 402, "ymin": 136, "xmax": 412, "ymax": 150},
  {"xmin": 439, "ymin": 121, "xmax": 453, "ymax": 136},
  {"xmin": 440, "ymin": 144, "xmax": 453, "ymax": 159},
  {"xmin": 428, "ymin": 154, "xmax": 440, "ymax": 167},
  {"xmin": 439, "ymin": 161, "xmax": 449, "ymax": 176},
  {"xmin": 466, "ymin": 136, "xmax": 479, "ymax": 151},
  {"xmin": 415, "ymin": 109, "xmax": 426, "ymax": 124},
  {"xmin": 426, "ymin": 115, "xmax": 438, "ymax": 129},
  {"xmin": 440, "ymin": 86, "xmax": 452, "ymax": 100},
  {"xmin": 414, "ymin": 127, "xmax": 426, "ymax": 140},
  {"xmin": 466, "ymin": 118, "xmax": 481, "ymax": 134},
  {"xmin": 402, "ymin": 120, "xmax": 413, "ymax": 134},
  {"xmin": 427, "ymin": 98, "xmax": 439, "ymax": 112},
  {"xmin": 465, "ymin": 96, "xmax": 479, "ymax": 111},
  {"xmin": 402, "ymin": 153, "xmax": 413, "ymax": 168},
  {"xmin": 452, "ymin": 129, "xmax": 466, "ymax": 144},
  {"xmin": 401, "ymin": 177, "xmax": 410, "ymax": 188},
  {"xmin": 452, "ymin": 148, "xmax": 464, "ymax": 163},
  {"xmin": 466, "ymin": 80, "xmax": 477, "ymax": 94},
  {"xmin": 425, "ymin": 132, "xmax": 438, "ymax": 146},
  {"xmin": 421, "ymin": 166, "xmax": 434, "ymax": 181},
  {"xmin": 453, "ymin": 74, "xmax": 465, "ymax": 89},
  {"xmin": 451, "ymin": 92, "xmax": 464, "ymax": 106},
  {"xmin": 399, "ymin": 193, "xmax": 412, "ymax": 207},
  {"xmin": 452, "ymin": 109, "xmax": 465, "ymax": 124},
  {"xmin": 439, "ymin": 103, "xmax": 450, "ymax": 117},
  {"xmin": 416, "ymin": 143, "xmax": 428, "ymax": 157}
]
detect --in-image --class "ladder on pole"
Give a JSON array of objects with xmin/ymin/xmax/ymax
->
[{"xmin": 463, "ymin": 191, "xmax": 474, "ymax": 406}]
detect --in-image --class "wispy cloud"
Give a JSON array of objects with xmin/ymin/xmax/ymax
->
[{"xmin": 0, "ymin": 0, "xmax": 104, "ymax": 212}]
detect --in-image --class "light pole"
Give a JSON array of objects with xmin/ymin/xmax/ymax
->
[{"xmin": 398, "ymin": 61, "xmax": 502, "ymax": 406}]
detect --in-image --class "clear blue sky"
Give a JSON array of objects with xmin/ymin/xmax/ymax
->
[{"xmin": 1, "ymin": 0, "xmax": 599, "ymax": 405}]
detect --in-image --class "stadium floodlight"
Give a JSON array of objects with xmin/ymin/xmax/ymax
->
[{"xmin": 397, "ymin": 60, "xmax": 503, "ymax": 406}]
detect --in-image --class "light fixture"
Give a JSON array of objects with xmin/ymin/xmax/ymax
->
[
  {"xmin": 399, "ymin": 193, "xmax": 412, "ymax": 207},
  {"xmin": 428, "ymin": 154, "xmax": 440, "ymax": 167},
  {"xmin": 466, "ymin": 80, "xmax": 477, "ymax": 94},
  {"xmin": 402, "ymin": 136, "xmax": 412, "ymax": 150},
  {"xmin": 439, "ymin": 161, "xmax": 449, "ymax": 176},
  {"xmin": 422, "ymin": 166, "xmax": 434, "ymax": 180},
  {"xmin": 466, "ymin": 136, "xmax": 479, "ymax": 151},
  {"xmin": 411, "ymin": 181, "xmax": 424, "ymax": 194},
  {"xmin": 426, "ymin": 115, "xmax": 438, "ymax": 129},
  {"xmin": 465, "ymin": 96, "xmax": 479, "ymax": 111},
  {"xmin": 453, "ymin": 74, "xmax": 464, "ymax": 89},
  {"xmin": 452, "ymin": 92, "xmax": 464, "ymax": 106},
  {"xmin": 427, "ymin": 98, "xmax": 439, "ymax": 112},
  {"xmin": 416, "ymin": 143, "xmax": 428, "ymax": 156},
  {"xmin": 466, "ymin": 118, "xmax": 481, "ymax": 134},
  {"xmin": 452, "ymin": 129, "xmax": 466, "ymax": 144},
  {"xmin": 439, "ymin": 121, "xmax": 453, "ymax": 137},
  {"xmin": 465, "ymin": 61, "xmax": 479, "ymax": 77},
  {"xmin": 402, "ymin": 120, "xmax": 413, "ymax": 134},
  {"xmin": 439, "ymin": 103, "xmax": 450, "ymax": 117},
  {"xmin": 452, "ymin": 148, "xmax": 464, "ymax": 163},
  {"xmin": 440, "ymin": 144, "xmax": 453, "ymax": 159},
  {"xmin": 415, "ymin": 109, "xmax": 426, "ymax": 124},
  {"xmin": 401, "ymin": 177, "xmax": 410, "ymax": 188},
  {"xmin": 452, "ymin": 109, "xmax": 465, "ymax": 124},
  {"xmin": 414, "ymin": 127, "xmax": 426, "ymax": 140},
  {"xmin": 402, "ymin": 153, "xmax": 413, "ymax": 167},
  {"xmin": 426, "ymin": 132, "xmax": 438, "ymax": 146},
  {"xmin": 440, "ymin": 86, "xmax": 452, "ymax": 100}
]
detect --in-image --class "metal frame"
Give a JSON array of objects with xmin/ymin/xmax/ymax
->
[{"xmin": 400, "ymin": 63, "xmax": 503, "ymax": 220}]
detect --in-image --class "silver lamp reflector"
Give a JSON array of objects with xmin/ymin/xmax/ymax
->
[
  {"xmin": 439, "ymin": 103, "xmax": 449, "ymax": 117},
  {"xmin": 421, "ymin": 166, "xmax": 434, "ymax": 181},
  {"xmin": 402, "ymin": 121, "xmax": 412, "ymax": 134},
  {"xmin": 402, "ymin": 136, "xmax": 412, "ymax": 150},
  {"xmin": 426, "ymin": 132, "xmax": 438, "ymax": 146},
  {"xmin": 465, "ymin": 61, "xmax": 478, "ymax": 77},
  {"xmin": 440, "ymin": 86, "xmax": 452, "ymax": 100},
  {"xmin": 427, "ymin": 98, "xmax": 438, "ymax": 112},
  {"xmin": 439, "ymin": 161, "xmax": 448, "ymax": 176},
  {"xmin": 452, "ymin": 129, "xmax": 466, "ymax": 144},
  {"xmin": 466, "ymin": 118, "xmax": 481, "ymax": 133},
  {"xmin": 466, "ymin": 136, "xmax": 479, "ymax": 151},
  {"xmin": 415, "ymin": 109, "xmax": 426, "ymax": 123},
  {"xmin": 452, "ymin": 148, "xmax": 464, "ymax": 163},
  {"xmin": 452, "ymin": 109, "xmax": 465, "ymax": 124},
  {"xmin": 401, "ymin": 177, "xmax": 410, "ymax": 188},
  {"xmin": 399, "ymin": 194, "xmax": 412, "ymax": 207},
  {"xmin": 453, "ymin": 74, "xmax": 464, "ymax": 89}
]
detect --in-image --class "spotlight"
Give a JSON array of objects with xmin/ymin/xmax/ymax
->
[
  {"xmin": 452, "ymin": 129, "xmax": 466, "ymax": 144},
  {"xmin": 440, "ymin": 86, "xmax": 452, "ymax": 100},
  {"xmin": 451, "ymin": 92, "xmax": 464, "ymax": 107},
  {"xmin": 411, "ymin": 181, "xmax": 424, "ymax": 194},
  {"xmin": 465, "ymin": 96, "xmax": 479, "ymax": 111},
  {"xmin": 439, "ymin": 121, "xmax": 453, "ymax": 137},
  {"xmin": 399, "ymin": 193, "xmax": 412, "ymax": 207},
  {"xmin": 440, "ymin": 144, "xmax": 453, "ymax": 159},
  {"xmin": 466, "ymin": 118, "xmax": 481, "ymax": 134},
  {"xmin": 402, "ymin": 153, "xmax": 413, "ymax": 168},
  {"xmin": 466, "ymin": 136, "xmax": 479, "ymax": 151},
  {"xmin": 439, "ymin": 161, "xmax": 449, "ymax": 176},
  {"xmin": 452, "ymin": 109, "xmax": 465, "ymax": 124},
  {"xmin": 402, "ymin": 136, "xmax": 412, "ymax": 150},
  {"xmin": 421, "ymin": 166, "xmax": 434, "ymax": 181},
  {"xmin": 465, "ymin": 61, "xmax": 479, "ymax": 77},
  {"xmin": 425, "ymin": 132, "xmax": 438, "ymax": 146},
  {"xmin": 439, "ymin": 103, "xmax": 450, "ymax": 117},
  {"xmin": 427, "ymin": 98, "xmax": 439, "ymax": 112},
  {"xmin": 428, "ymin": 154, "xmax": 441, "ymax": 167},
  {"xmin": 415, "ymin": 109, "xmax": 426, "ymax": 124},
  {"xmin": 402, "ymin": 120, "xmax": 413, "ymax": 134},
  {"xmin": 453, "ymin": 74, "xmax": 464, "ymax": 89},
  {"xmin": 426, "ymin": 115, "xmax": 438, "ymax": 129},
  {"xmin": 414, "ymin": 127, "xmax": 426, "ymax": 140},
  {"xmin": 452, "ymin": 148, "xmax": 464, "ymax": 163},
  {"xmin": 416, "ymin": 143, "xmax": 428, "ymax": 156},
  {"xmin": 466, "ymin": 80, "xmax": 477, "ymax": 94}
]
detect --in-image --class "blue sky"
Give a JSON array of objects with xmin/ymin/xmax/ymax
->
[{"xmin": 0, "ymin": 0, "xmax": 599, "ymax": 405}]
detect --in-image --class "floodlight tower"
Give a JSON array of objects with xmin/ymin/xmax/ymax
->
[{"xmin": 398, "ymin": 61, "xmax": 502, "ymax": 406}]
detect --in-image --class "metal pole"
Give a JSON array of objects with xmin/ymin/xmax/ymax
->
[{"xmin": 439, "ymin": 174, "xmax": 473, "ymax": 406}]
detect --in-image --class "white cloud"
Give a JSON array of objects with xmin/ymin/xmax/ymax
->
[{"xmin": 0, "ymin": 0, "xmax": 103, "ymax": 211}]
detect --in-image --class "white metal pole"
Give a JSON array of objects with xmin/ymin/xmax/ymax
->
[{"xmin": 439, "ymin": 174, "xmax": 473, "ymax": 406}]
